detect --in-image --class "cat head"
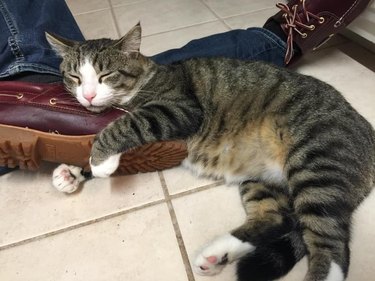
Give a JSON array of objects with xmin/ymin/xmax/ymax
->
[{"xmin": 46, "ymin": 23, "xmax": 152, "ymax": 112}]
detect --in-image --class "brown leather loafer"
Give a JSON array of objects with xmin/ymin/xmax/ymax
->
[
  {"xmin": 265, "ymin": 0, "xmax": 371, "ymax": 64},
  {"xmin": 0, "ymin": 81, "xmax": 187, "ymax": 172}
]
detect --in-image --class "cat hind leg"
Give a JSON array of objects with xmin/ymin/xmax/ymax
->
[
  {"xmin": 194, "ymin": 180, "xmax": 296, "ymax": 278},
  {"xmin": 193, "ymin": 233, "xmax": 254, "ymax": 275},
  {"xmin": 293, "ymin": 185, "xmax": 352, "ymax": 281},
  {"xmin": 236, "ymin": 229, "xmax": 306, "ymax": 281}
]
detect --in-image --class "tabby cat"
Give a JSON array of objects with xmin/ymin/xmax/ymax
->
[{"xmin": 46, "ymin": 24, "xmax": 375, "ymax": 281}]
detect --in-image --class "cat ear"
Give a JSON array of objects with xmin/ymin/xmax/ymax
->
[
  {"xmin": 114, "ymin": 22, "xmax": 142, "ymax": 53},
  {"xmin": 45, "ymin": 32, "xmax": 76, "ymax": 56}
]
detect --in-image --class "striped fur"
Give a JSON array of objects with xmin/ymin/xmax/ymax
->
[{"xmin": 47, "ymin": 24, "xmax": 375, "ymax": 281}]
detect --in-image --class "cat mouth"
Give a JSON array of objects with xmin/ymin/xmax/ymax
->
[
  {"xmin": 85, "ymin": 104, "xmax": 108, "ymax": 113},
  {"xmin": 77, "ymin": 98, "xmax": 108, "ymax": 113},
  {"xmin": 81, "ymin": 97, "xmax": 112, "ymax": 113}
]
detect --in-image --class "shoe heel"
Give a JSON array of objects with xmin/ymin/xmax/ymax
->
[
  {"xmin": 0, "ymin": 124, "xmax": 94, "ymax": 170},
  {"xmin": 0, "ymin": 128, "xmax": 40, "ymax": 170}
]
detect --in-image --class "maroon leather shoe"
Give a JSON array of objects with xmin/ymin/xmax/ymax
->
[
  {"xmin": 265, "ymin": 0, "xmax": 371, "ymax": 64},
  {"xmin": 0, "ymin": 81, "xmax": 125, "ymax": 135},
  {"xmin": 0, "ymin": 81, "xmax": 186, "ymax": 172}
]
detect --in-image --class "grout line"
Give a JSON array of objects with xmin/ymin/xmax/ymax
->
[
  {"xmin": 1, "ymin": 172, "xmax": 224, "ymax": 252},
  {"xmin": 0, "ymin": 199, "xmax": 164, "ymax": 252},
  {"xmin": 158, "ymin": 171, "xmax": 196, "ymax": 281},
  {"xmin": 72, "ymin": 7, "xmax": 109, "ymax": 17},
  {"xmin": 107, "ymin": 0, "xmax": 122, "ymax": 38},
  {"xmin": 197, "ymin": 0, "xmax": 231, "ymax": 30},
  {"xmin": 141, "ymin": 19, "xmax": 222, "ymax": 39},
  {"xmin": 111, "ymin": 0, "xmax": 149, "ymax": 9},
  {"xmin": 197, "ymin": 1, "xmax": 277, "ymax": 30},
  {"xmin": 220, "ymin": 6, "xmax": 277, "ymax": 21},
  {"xmin": 170, "ymin": 180, "xmax": 225, "ymax": 200}
]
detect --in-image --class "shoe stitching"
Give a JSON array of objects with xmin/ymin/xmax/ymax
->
[{"xmin": 337, "ymin": 0, "xmax": 360, "ymax": 26}]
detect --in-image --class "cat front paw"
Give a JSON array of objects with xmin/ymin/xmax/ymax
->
[
  {"xmin": 52, "ymin": 164, "xmax": 85, "ymax": 193},
  {"xmin": 90, "ymin": 153, "xmax": 122, "ymax": 178}
]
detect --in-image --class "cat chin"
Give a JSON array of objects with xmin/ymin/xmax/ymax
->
[{"xmin": 85, "ymin": 105, "xmax": 109, "ymax": 113}]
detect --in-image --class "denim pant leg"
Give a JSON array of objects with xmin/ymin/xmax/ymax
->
[
  {"xmin": 0, "ymin": 0, "xmax": 84, "ymax": 78},
  {"xmin": 0, "ymin": 0, "xmax": 84, "ymax": 175},
  {"xmin": 152, "ymin": 28, "xmax": 287, "ymax": 67}
]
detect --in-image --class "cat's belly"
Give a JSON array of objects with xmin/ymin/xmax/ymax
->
[
  {"xmin": 184, "ymin": 142, "xmax": 287, "ymax": 185},
  {"xmin": 185, "ymin": 115, "xmax": 291, "ymax": 185},
  {"xmin": 183, "ymin": 156, "xmax": 286, "ymax": 184}
]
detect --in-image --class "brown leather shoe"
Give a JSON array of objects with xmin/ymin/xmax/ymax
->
[
  {"xmin": 265, "ymin": 0, "xmax": 372, "ymax": 64},
  {"xmin": 0, "ymin": 81, "xmax": 187, "ymax": 172}
]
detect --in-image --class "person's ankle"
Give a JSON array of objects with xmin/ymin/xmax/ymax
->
[
  {"xmin": 263, "ymin": 18, "xmax": 302, "ymax": 59},
  {"xmin": 263, "ymin": 0, "xmax": 372, "ymax": 64}
]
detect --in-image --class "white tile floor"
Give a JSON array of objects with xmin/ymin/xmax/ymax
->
[{"xmin": 1, "ymin": 1, "xmax": 375, "ymax": 280}]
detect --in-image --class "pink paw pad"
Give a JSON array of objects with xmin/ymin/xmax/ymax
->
[
  {"xmin": 199, "ymin": 256, "xmax": 218, "ymax": 271},
  {"xmin": 207, "ymin": 256, "xmax": 218, "ymax": 264}
]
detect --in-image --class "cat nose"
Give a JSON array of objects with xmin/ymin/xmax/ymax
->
[{"xmin": 83, "ymin": 92, "xmax": 96, "ymax": 103}]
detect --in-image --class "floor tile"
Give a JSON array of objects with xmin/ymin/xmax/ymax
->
[
  {"xmin": 224, "ymin": 8, "xmax": 277, "ymax": 29},
  {"xmin": 294, "ymin": 48, "xmax": 375, "ymax": 127},
  {"xmin": 162, "ymin": 166, "xmax": 220, "ymax": 195},
  {"xmin": 111, "ymin": 0, "xmax": 148, "ymax": 6},
  {"xmin": 278, "ymin": 258, "xmax": 309, "ymax": 281},
  {"xmin": 141, "ymin": 21, "xmax": 229, "ymax": 57},
  {"xmin": 346, "ymin": 190, "xmax": 375, "ymax": 281},
  {"xmin": 113, "ymin": 0, "xmax": 216, "ymax": 37},
  {"xmin": 202, "ymin": 0, "xmax": 276, "ymax": 18},
  {"xmin": 66, "ymin": 0, "xmax": 109, "ymax": 15},
  {"xmin": 172, "ymin": 184, "xmax": 245, "ymax": 280},
  {"xmin": 0, "ymin": 203, "xmax": 189, "ymax": 281},
  {"xmin": 0, "ymin": 163, "xmax": 163, "ymax": 246},
  {"xmin": 74, "ymin": 9, "xmax": 119, "ymax": 39}
]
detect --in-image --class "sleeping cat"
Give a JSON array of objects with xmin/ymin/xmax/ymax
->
[{"xmin": 46, "ymin": 23, "xmax": 375, "ymax": 281}]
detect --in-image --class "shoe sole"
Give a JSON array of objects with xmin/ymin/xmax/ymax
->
[{"xmin": 0, "ymin": 124, "xmax": 187, "ymax": 174}]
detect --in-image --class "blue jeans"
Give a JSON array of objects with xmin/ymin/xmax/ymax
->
[
  {"xmin": 0, "ymin": 0, "xmax": 287, "ymax": 175},
  {"xmin": 0, "ymin": 0, "xmax": 84, "ymax": 175},
  {"xmin": 152, "ymin": 28, "xmax": 286, "ymax": 67},
  {"xmin": 0, "ymin": 0, "xmax": 84, "ymax": 78}
]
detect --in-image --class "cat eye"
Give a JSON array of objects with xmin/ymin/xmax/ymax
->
[
  {"xmin": 118, "ymin": 69, "xmax": 137, "ymax": 79},
  {"xmin": 68, "ymin": 74, "xmax": 81, "ymax": 84},
  {"xmin": 98, "ymin": 72, "xmax": 113, "ymax": 83}
]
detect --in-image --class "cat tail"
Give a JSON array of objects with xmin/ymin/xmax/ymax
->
[{"xmin": 236, "ymin": 229, "xmax": 306, "ymax": 281}]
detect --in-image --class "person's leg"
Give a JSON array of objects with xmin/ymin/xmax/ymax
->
[
  {"xmin": 152, "ymin": 28, "xmax": 287, "ymax": 67},
  {"xmin": 0, "ymin": 0, "xmax": 84, "ymax": 175},
  {"xmin": 0, "ymin": 0, "xmax": 84, "ymax": 79}
]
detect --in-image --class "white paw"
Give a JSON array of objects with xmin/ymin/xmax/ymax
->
[
  {"xmin": 324, "ymin": 262, "xmax": 344, "ymax": 281},
  {"xmin": 90, "ymin": 153, "xmax": 121, "ymax": 178},
  {"xmin": 52, "ymin": 164, "xmax": 85, "ymax": 193},
  {"xmin": 193, "ymin": 234, "xmax": 255, "ymax": 276}
]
